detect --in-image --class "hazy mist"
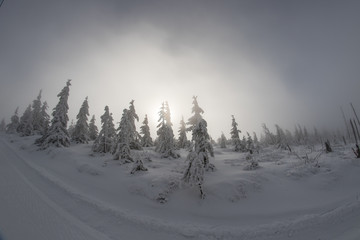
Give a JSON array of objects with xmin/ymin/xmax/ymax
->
[{"xmin": 1, "ymin": 0, "xmax": 360, "ymax": 138}]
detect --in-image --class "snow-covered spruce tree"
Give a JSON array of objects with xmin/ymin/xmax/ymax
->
[
  {"xmin": 230, "ymin": 115, "xmax": 242, "ymax": 152},
  {"xmin": 0, "ymin": 118, "xmax": 6, "ymax": 132},
  {"xmin": 240, "ymin": 135, "xmax": 247, "ymax": 151},
  {"xmin": 177, "ymin": 116, "xmax": 189, "ymax": 149},
  {"xmin": 127, "ymin": 100, "xmax": 142, "ymax": 150},
  {"xmin": 18, "ymin": 104, "xmax": 34, "ymax": 136},
  {"xmin": 88, "ymin": 115, "xmax": 98, "ymax": 141},
  {"xmin": 186, "ymin": 96, "xmax": 214, "ymax": 169},
  {"xmin": 71, "ymin": 97, "xmax": 90, "ymax": 144},
  {"xmin": 140, "ymin": 114, "xmax": 153, "ymax": 147},
  {"xmin": 155, "ymin": 102, "xmax": 179, "ymax": 158},
  {"xmin": 183, "ymin": 151, "xmax": 206, "ymax": 199},
  {"xmin": 113, "ymin": 109, "xmax": 133, "ymax": 162},
  {"xmin": 6, "ymin": 107, "xmax": 20, "ymax": 134},
  {"xmin": 186, "ymin": 96, "xmax": 204, "ymax": 132},
  {"xmin": 246, "ymin": 132, "xmax": 254, "ymax": 153},
  {"xmin": 219, "ymin": 132, "xmax": 227, "ymax": 148},
  {"xmin": 32, "ymin": 90, "xmax": 43, "ymax": 134},
  {"xmin": 39, "ymin": 101, "xmax": 50, "ymax": 135},
  {"xmin": 36, "ymin": 79, "xmax": 71, "ymax": 149},
  {"xmin": 92, "ymin": 106, "xmax": 116, "ymax": 153}
]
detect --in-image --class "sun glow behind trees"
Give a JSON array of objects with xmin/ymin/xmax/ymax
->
[{"xmin": 0, "ymin": 23, "xmax": 349, "ymax": 139}]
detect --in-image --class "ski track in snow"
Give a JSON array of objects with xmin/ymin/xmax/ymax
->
[
  {"xmin": 0, "ymin": 141, "xmax": 110, "ymax": 240},
  {"xmin": 1, "ymin": 136, "xmax": 360, "ymax": 240}
]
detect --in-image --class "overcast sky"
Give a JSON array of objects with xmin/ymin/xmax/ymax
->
[{"xmin": 1, "ymin": 0, "xmax": 360, "ymax": 139}]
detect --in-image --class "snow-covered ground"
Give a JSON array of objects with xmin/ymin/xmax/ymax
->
[{"xmin": 1, "ymin": 133, "xmax": 360, "ymax": 240}]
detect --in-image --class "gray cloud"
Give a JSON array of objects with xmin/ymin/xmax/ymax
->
[{"xmin": 1, "ymin": 0, "xmax": 360, "ymax": 138}]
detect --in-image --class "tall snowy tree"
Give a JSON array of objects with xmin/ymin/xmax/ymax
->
[
  {"xmin": 113, "ymin": 109, "xmax": 133, "ymax": 162},
  {"xmin": 0, "ymin": 118, "xmax": 6, "ymax": 132},
  {"xmin": 230, "ymin": 115, "xmax": 242, "ymax": 152},
  {"xmin": 92, "ymin": 106, "xmax": 116, "ymax": 153},
  {"xmin": 39, "ymin": 101, "xmax": 50, "ymax": 135},
  {"xmin": 18, "ymin": 104, "xmax": 34, "ymax": 136},
  {"xmin": 186, "ymin": 96, "xmax": 204, "ymax": 132},
  {"xmin": 88, "ymin": 115, "xmax": 98, "ymax": 141},
  {"xmin": 155, "ymin": 102, "xmax": 179, "ymax": 158},
  {"xmin": 32, "ymin": 90, "xmax": 43, "ymax": 134},
  {"xmin": 127, "ymin": 100, "xmax": 142, "ymax": 150},
  {"xmin": 140, "ymin": 114, "xmax": 153, "ymax": 147},
  {"xmin": 72, "ymin": 97, "xmax": 90, "ymax": 144},
  {"xmin": 36, "ymin": 79, "xmax": 71, "ymax": 149},
  {"xmin": 177, "ymin": 116, "xmax": 188, "ymax": 149},
  {"xmin": 186, "ymin": 96, "xmax": 214, "ymax": 169},
  {"xmin": 183, "ymin": 97, "xmax": 214, "ymax": 198},
  {"xmin": 6, "ymin": 107, "xmax": 20, "ymax": 134}
]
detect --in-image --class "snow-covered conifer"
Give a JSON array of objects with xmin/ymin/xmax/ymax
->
[
  {"xmin": 183, "ymin": 97, "xmax": 214, "ymax": 198},
  {"xmin": 127, "ymin": 100, "xmax": 142, "ymax": 150},
  {"xmin": 88, "ymin": 115, "xmax": 98, "ymax": 141},
  {"xmin": 32, "ymin": 90, "xmax": 43, "ymax": 134},
  {"xmin": 39, "ymin": 101, "xmax": 50, "ymax": 135},
  {"xmin": 72, "ymin": 97, "xmax": 90, "ymax": 144},
  {"xmin": 241, "ymin": 135, "xmax": 247, "ymax": 151},
  {"xmin": 192, "ymin": 118, "xmax": 214, "ymax": 169},
  {"xmin": 6, "ymin": 107, "xmax": 20, "ymax": 134},
  {"xmin": 113, "ymin": 109, "xmax": 133, "ymax": 162},
  {"xmin": 140, "ymin": 114, "xmax": 153, "ymax": 147},
  {"xmin": 182, "ymin": 151, "xmax": 205, "ymax": 199},
  {"xmin": 18, "ymin": 104, "xmax": 34, "ymax": 136},
  {"xmin": 37, "ymin": 80, "xmax": 71, "ymax": 149},
  {"xmin": 156, "ymin": 102, "xmax": 179, "ymax": 158},
  {"xmin": 230, "ymin": 115, "xmax": 242, "ymax": 151},
  {"xmin": 186, "ymin": 96, "xmax": 214, "ymax": 169},
  {"xmin": 219, "ymin": 132, "xmax": 227, "ymax": 148},
  {"xmin": 177, "ymin": 116, "xmax": 188, "ymax": 149},
  {"xmin": 246, "ymin": 132, "xmax": 254, "ymax": 152},
  {"xmin": 186, "ymin": 96, "xmax": 204, "ymax": 132},
  {"xmin": 0, "ymin": 118, "xmax": 6, "ymax": 132},
  {"xmin": 92, "ymin": 106, "xmax": 116, "ymax": 153}
]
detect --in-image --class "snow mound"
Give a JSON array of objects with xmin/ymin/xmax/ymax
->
[{"xmin": 76, "ymin": 163, "xmax": 102, "ymax": 176}]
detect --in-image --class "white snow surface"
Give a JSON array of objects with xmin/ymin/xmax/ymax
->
[{"xmin": 0, "ymin": 133, "xmax": 360, "ymax": 240}]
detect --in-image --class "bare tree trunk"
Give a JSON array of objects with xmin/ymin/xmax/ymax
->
[
  {"xmin": 350, "ymin": 103, "xmax": 360, "ymax": 127},
  {"xmin": 354, "ymin": 120, "xmax": 360, "ymax": 140},
  {"xmin": 341, "ymin": 106, "xmax": 351, "ymax": 140},
  {"xmin": 350, "ymin": 119, "xmax": 358, "ymax": 145},
  {"xmin": 198, "ymin": 183, "xmax": 205, "ymax": 199}
]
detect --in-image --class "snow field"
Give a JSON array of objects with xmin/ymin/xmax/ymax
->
[{"xmin": 1, "ymin": 134, "xmax": 360, "ymax": 239}]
